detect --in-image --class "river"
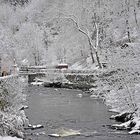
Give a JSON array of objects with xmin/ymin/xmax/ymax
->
[{"xmin": 24, "ymin": 86, "xmax": 140, "ymax": 140}]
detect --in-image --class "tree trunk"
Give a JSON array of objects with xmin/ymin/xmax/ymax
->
[
  {"xmin": 88, "ymin": 38, "xmax": 95, "ymax": 63},
  {"xmin": 125, "ymin": 0, "xmax": 131, "ymax": 43},
  {"xmin": 95, "ymin": 23, "xmax": 102, "ymax": 68},
  {"xmin": 133, "ymin": 5, "xmax": 139, "ymax": 28},
  {"xmin": 37, "ymin": 51, "xmax": 40, "ymax": 65},
  {"xmin": 33, "ymin": 53, "xmax": 38, "ymax": 66},
  {"xmin": 95, "ymin": 51, "xmax": 102, "ymax": 68},
  {"xmin": 126, "ymin": 19, "xmax": 131, "ymax": 43},
  {"xmin": 56, "ymin": 16, "xmax": 96, "ymax": 64},
  {"xmin": 78, "ymin": 29, "xmax": 95, "ymax": 64},
  {"xmin": 90, "ymin": 47, "xmax": 95, "ymax": 63}
]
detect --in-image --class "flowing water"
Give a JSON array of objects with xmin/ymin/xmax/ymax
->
[{"xmin": 24, "ymin": 86, "xmax": 140, "ymax": 140}]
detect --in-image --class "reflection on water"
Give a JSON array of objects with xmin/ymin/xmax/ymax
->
[{"xmin": 25, "ymin": 86, "xmax": 140, "ymax": 140}]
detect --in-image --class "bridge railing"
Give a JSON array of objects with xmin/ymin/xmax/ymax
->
[{"xmin": 19, "ymin": 66, "xmax": 96, "ymax": 75}]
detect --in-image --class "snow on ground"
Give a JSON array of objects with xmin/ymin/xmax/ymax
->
[
  {"xmin": 106, "ymin": 43, "xmax": 140, "ymax": 113},
  {"xmin": 30, "ymin": 81, "xmax": 44, "ymax": 86},
  {"xmin": 103, "ymin": 44, "xmax": 140, "ymax": 133},
  {"xmin": 0, "ymin": 136, "xmax": 22, "ymax": 140},
  {"xmin": 69, "ymin": 57, "xmax": 98, "ymax": 70}
]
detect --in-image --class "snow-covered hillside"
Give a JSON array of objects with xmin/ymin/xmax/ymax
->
[{"xmin": 0, "ymin": 0, "xmax": 140, "ymax": 137}]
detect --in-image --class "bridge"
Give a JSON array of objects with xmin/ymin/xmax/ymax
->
[
  {"xmin": 19, "ymin": 66, "xmax": 96, "ymax": 76},
  {"xmin": 19, "ymin": 66, "xmax": 97, "ymax": 83}
]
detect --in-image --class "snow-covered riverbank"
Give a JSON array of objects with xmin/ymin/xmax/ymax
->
[
  {"xmin": 0, "ymin": 136, "xmax": 22, "ymax": 140},
  {"xmin": 0, "ymin": 76, "xmax": 28, "ymax": 139}
]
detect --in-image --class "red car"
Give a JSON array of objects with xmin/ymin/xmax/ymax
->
[{"xmin": 55, "ymin": 64, "xmax": 68, "ymax": 69}]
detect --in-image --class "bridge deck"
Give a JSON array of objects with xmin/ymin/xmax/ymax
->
[{"xmin": 19, "ymin": 67, "xmax": 96, "ymax": 76}]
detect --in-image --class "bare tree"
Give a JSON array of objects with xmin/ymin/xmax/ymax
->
[
  {"xmin": 53, "ymin": 14, "xmax": 104, "ymax": 67},
  {"xmin": 133, "ymin": 0, "xmax": 139, "ymax": 28},
  {"xmin": 60, "ymin": 15, "xmax": 95, "ymax": 64},
  {"xmin": 125, "ymin": 0, "xmax": 131, "ymax": 42}
]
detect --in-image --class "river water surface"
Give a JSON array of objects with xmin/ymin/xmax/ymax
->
[{"xmin": 24, "ymin": 86, "xmax": 140, "ymax": 140}]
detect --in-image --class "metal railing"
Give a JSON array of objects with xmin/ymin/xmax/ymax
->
[{"xmin": 20, "ymin": 67, "xmax": 96, "ymax": 75}]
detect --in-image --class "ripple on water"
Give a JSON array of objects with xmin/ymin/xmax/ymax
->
[{"xmin": 24, "ymin": 86, "xmax": 140, "ymax": 140}]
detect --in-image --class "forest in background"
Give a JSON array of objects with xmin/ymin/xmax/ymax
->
[{"xmin": 0, "ymin": 0, "xmax": 139, "ymax": 67}]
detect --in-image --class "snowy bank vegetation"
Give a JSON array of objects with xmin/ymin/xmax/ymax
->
[
  {"xmin": 0, "ymin": 136, "xmax": 22, "ymax": 140},
  {"xmin": 92, "ymin": 42, "xmax": 140, "ymax": 133},
  {"xmin": 0, "ymin": 76, "xmax": 28, "ymax": 138}
]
